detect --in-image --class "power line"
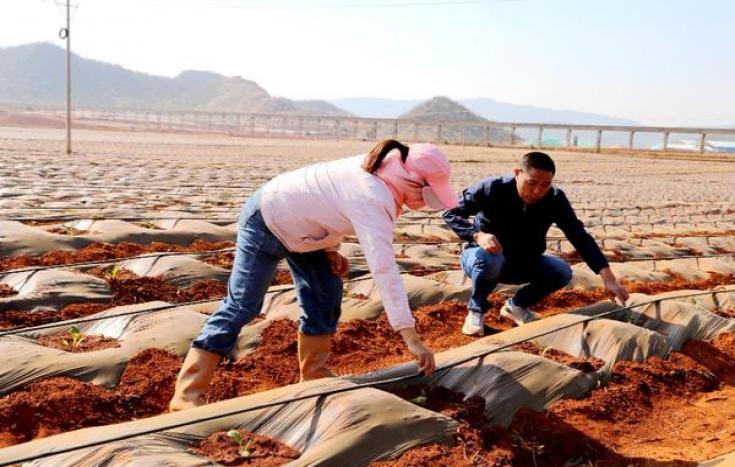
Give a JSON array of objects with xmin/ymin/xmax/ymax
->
[{"xmin": 142, "ymin": 0, "xmax": 532, "ymax": 9}]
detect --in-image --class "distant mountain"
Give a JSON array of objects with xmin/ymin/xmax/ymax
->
[
  {"xmin": 0, "ymin": 42, "xmax": 349, "ymax": 116},
  {"xmin": 332, "ymin": 96, "xmax": 639, "ymax": 126},
  {"xmin": 399, "ymin": 96, "xmax": 485, "ymax": 122},
  {"xmin": 458, "ymin": 98, "xmax": 639, "ymax": 126},
  {"xmin": 400, "ymin": 96, "xmax": 513, "ymax": 143},
  {"xmin": 330, "ymin": 97, "xmax": 421, "ymax": 119}
]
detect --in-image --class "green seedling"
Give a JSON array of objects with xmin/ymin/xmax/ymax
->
[
  {"xmin": 109, "ymin": 264, "xmax": 123, "ymax": 279},
  {"xmin": 409, "ymin": 389, "xmax": 428, "ymax": 406},
  {"xmin": 61, "ymin": 325, "xmax": 86, "ymax": 350},
  {"xmin": 226, "ymin": 430, "xmax": 254, "ymax": 458},
  {"xmin": 139, "ymin": 220, "xmax": 157, "ymax": 229}
]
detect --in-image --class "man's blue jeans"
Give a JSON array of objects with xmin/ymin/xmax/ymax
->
[
  {"xmin": 192, "ymin": 191, "xmax": 343, "ymax": 357},
  {"xmin": 460, "ymin": 245, "xmax": 573, "ymax": 314}
]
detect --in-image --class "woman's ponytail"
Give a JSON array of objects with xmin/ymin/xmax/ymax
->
[{"xmin": 362, "ymin": 139, "xmax": 409, "ymax": 174}]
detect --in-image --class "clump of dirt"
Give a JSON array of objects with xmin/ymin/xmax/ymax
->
[
  {"xmin": 202, "ymin": 251, "xmax": 234, "ymax": 269},
  {"xmin": 0, "ymin": 239, "xmax": 235, "ymax": 272},
  {"xmin": 679, "ymin": 332, "xmax": 735, "ymax": 385},
  {"xmin": 0, "ymin": 284, "xmax": 17, "ymax": 298},
  {"xmin": 510, "ymin": 341, "xmax": 604, "ymax": 373},
  {"xmin": 271, "ymin": 270, "xmax": 292, "ymax": 286},
  {"xmin": 374, "ymin": 385, "xmax": 632, "ymax": 467},
  {"xmin": 394, "ymin": 234, "xmax": 446, "ymax": 244},
  {"xmin": 191, "ymin": 429, "xmax": 300, "ymax": 466},
  {"xmin": 480, "ymin": 273, "xmax": 734, "ymax": 332},
  {"xmin": 712, "ymin": 307, "xmax": 735, "ymax": 319},
  {"xmin": 624, "ymin": 272, "xmax": 735, "ymax": 295},
  {"xmin": 0, "ymin": 302, "xmax": 113, "ymax": 330},
  {"xmin": 559, "ymin": 249, "xmax": 627, "ymax": 264},
  {"xmin": 551, "ymin": 353, "xmax": 719, "ymax": 423},
  {"xmin": 36, "ymin": 333, "xmax": 120, "ymax": 353},
  {"xmin": 532, "ymin": 288, "xmax": 609, "ymax": 316},
  {"xmin": 0, "ymin": 348, "xmax": 182, "ymax": 447},
  {"xmin": 207, "ymin": 301, "xmax": 475, "ymax": 402},
  {"xmin": 207, "ymin": 320, "xmax": 300, "ymax": 402},
  {"xmin": 406, "ymin": 264, "xmax": 460, "ymax": 277},
  {"xmin": 344, "ymin": 292, "xmax": 369, "ymax": 300},
  {"xmin": 47, "ymin": 227, "xmax": 89, "ymax": 236},
  {"xmin": 116, "ymin": 348, "xmax": 182, "ymax": 417},
  {"xmin": 0, "ymin": 377, "xmax": 129, "ymax": 447},
  {"xmin": 0, "ymin": 272, "xmax": 225, "ymax": 329},
  {"xmin": 102, "ymin": 270, "xmax": 226, "ymax": 305}
]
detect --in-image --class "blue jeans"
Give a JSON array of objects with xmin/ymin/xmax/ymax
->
[
  {"xmin": 460, "ymin": 246, "xmax": 573, "ymax": 314},
  {"xmin": 192, "ymin": 191, "xmax": 343, "ymax": 357}
]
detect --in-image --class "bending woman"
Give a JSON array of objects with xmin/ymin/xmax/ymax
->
[{"xmin": 170, "ymin": 139, "xmax": 458, "ymax": 411}]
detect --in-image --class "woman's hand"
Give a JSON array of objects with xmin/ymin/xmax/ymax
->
[
  {"xmin": 399, "ymin": 328, "xmax": 436, "ymax": 376},
  {"xmin": 325, "ymin": 250, "xmax": 349, "ymax": 277}
]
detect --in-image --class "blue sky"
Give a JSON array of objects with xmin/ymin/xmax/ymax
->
[{"xmin": 2, "ymin": 0, "xmax": 733, "ymax": 125}]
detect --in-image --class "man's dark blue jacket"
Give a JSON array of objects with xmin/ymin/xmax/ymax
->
[{"xmin": 442, "ymin": 174, "xmax": 609, "ymax": 273}]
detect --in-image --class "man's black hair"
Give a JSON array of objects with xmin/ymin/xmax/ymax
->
[{"xmin": 521, "ymin": 151, "xmax": 556, "ymax": 174}]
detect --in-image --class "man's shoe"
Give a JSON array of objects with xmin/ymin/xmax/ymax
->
[
  {"xmin": 461, "ymin": 311, "xmax": 484, "ymax": 336},
  {"xmin": 499, "ymin": 299, "xmax": 539, "ymax": 326}
]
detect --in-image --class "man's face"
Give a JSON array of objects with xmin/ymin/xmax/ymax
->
[{"xmin": 514, "ymin": 167, "xmax": 554, "ymax": 204}]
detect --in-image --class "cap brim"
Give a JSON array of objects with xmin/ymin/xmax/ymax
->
[{"xmin": 426, "ymin": 181, "xmax": 458, "ymax": 210}]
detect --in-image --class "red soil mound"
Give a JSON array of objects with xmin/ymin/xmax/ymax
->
[
  {"xmin": 207, "ymin": 320, "xmax": 300, "ymax": 402},
  {"xmin": 0, "ymin": 240, "xmax": 234, "ymax": 272},
  {"xmin": 191, "ymin": 430, "xmax": 299, "ymax": 466},
  {"xmin": 0, "ymin": 377, "xmax": 128, "ymax": 447},
  {"xmin": 36, "ymin": 334, "xmax": 120, "ymax": 353},
  {"xmin": 552, "ymin": 354, "xmax": 719, "ymax": 423},
  {"xmin": 679, "ymin": 332, "xmax": 735, "ymax": 385},
  {"xmin": 0, "ymin": 284, "xmax": 18, "ymax": 298},
  {"xmin": 511, "ymin": 341, "xmax": 604, "ymax": 373},
  {"xmin": 374, "ymin": 385, "xmax": 634, "ymax": 467},
  {"xmin": 207, "ymin": 301, "xmax": 475, "ymax": 402},
  {"xmin": 117, "ymin": 348, "xmax": 183, "ymax": 417},
  {"xmin": 0, "ymin": 348, "xmax": 182, "ymax": 447},
  {"xmin": 0, "ymin": 303, "xmax": 111, "ymax": 330}
]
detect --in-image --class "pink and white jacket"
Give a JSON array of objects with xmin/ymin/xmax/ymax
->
[{"xmin": 260, "ymin": 154, "xmax": 415, "ymax": 330}]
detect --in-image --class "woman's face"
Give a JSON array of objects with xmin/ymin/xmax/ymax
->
[{"xmin": 402, "ymin": 170, "xmax": 427, "ymax": 210}]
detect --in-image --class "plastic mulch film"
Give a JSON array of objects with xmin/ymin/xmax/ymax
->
[
  {"xmin": 0, "ymin": 378, "xmax": 457, "ymax": 467},
  {"xmin": 350, "ymin": 337, "xmax": 597, "ymax": 428},
  {"xmin": 119, "ymin": 254, "xmax": 230, "ymax": 287},
  {"xmin": 0, "ymin": 219, "xmax": 236, "ymax": 257},
  {"xmin": 495, "ymin": 302, "xmax": 672, "ymax": 367},
  {"xmin": 0, "ymin": 269, "xmax": 112, "ymax": 312},
  {"xmin": 262, "ymin": 274, "xmax": 471, "ymax": 323},
  {"xmin": 601, "ymin": 291, "xmax": 735, "ymax": 350},
  {"xmin": 0, "ymin": 302, "xmax": 264, "ymax": 396},
  {"xmin": 699, "ymin": 450, "xmax": 735, "ymax": 466}
]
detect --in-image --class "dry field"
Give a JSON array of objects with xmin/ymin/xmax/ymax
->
[{"xmin": 0, "ymin": 126, "xmax": 734, "ymax": 466}]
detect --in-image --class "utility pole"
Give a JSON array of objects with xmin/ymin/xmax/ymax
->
[{"xmin": 61, "ymin": 0, "xmax": 72, "ymax": 155}]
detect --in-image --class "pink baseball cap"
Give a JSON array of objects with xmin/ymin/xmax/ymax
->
[{"xmin": 405, "ymin": 143, "xmax": 459, "ymax": 210}]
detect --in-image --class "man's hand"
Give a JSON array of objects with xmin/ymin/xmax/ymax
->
[
  {"xmin": 399, "ymin": 328, "xmax": 436, "ymax": 377},
  {"xmin": 474, "ymin": 232, "xmax": 503, "ymax": 254},
  {"xmin": 325, "ymin": 250, "xmax": 349, "ymax": 277},
  {"xmin": 599, "ymin": 267, "xmax": 629, "ymax": 306}
]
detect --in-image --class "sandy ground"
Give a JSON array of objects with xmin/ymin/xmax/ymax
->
[{"xmin": 1, "ymin": 126, "xmax": 734, "ymax": 465}]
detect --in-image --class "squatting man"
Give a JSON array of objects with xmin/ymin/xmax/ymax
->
[{"xmin": 443, "ymin": 151, "xmax": 630, "ymax": 336}]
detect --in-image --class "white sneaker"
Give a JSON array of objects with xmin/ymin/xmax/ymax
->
[
  {"xmin": 499, "ymin": 299, "xmax": 539, "ymax": 326},
  {"xmin": 461, "ymin": 311, "xmax": 484, "ymax": 336}
]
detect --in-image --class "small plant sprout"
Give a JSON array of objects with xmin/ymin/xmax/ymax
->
[
  {"xmin": 61, "ymin": 325, "xmax": 86, "ymax": 350},
  {"xmin": 226, "ymin": 430, "xmax": 254, "ymax": 458},
  {"xmin": 409, "ymin": 388, "xmax": 428, "ymax": 406},
  {"xmin": 109, "ymin": 264, "xmax": 123, "ymax": 279},
  {"xmin": 140, "ymin": 219, "xmax": 157, "ymax": 229}
]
